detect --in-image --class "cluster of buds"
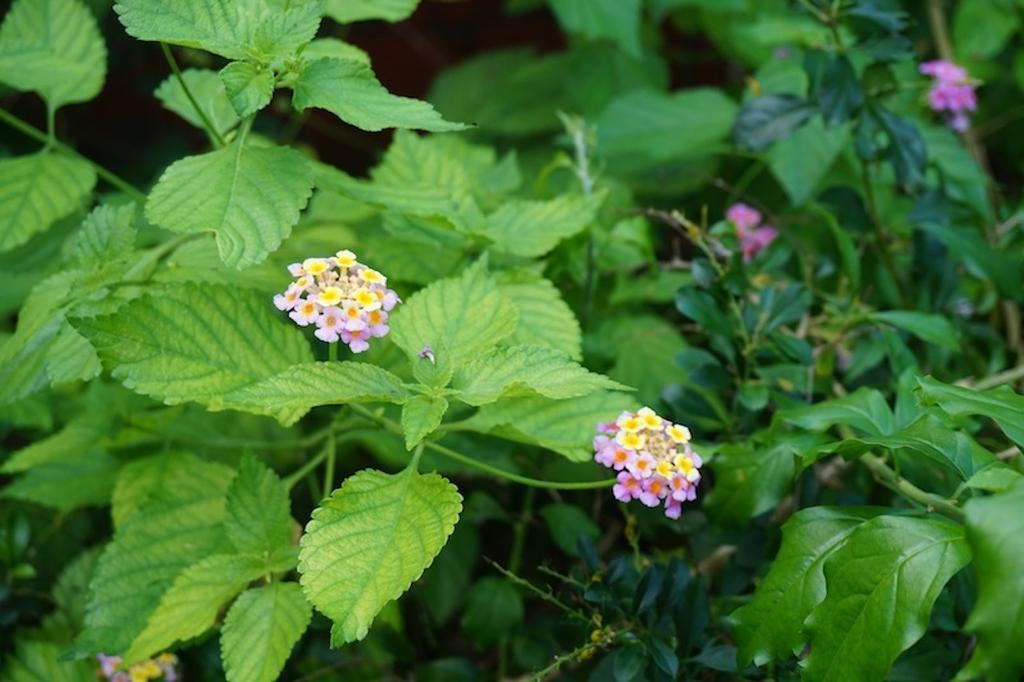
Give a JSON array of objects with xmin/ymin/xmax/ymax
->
[
  {"xmin": 274, "ymin": 250, "xmax": 399, "ymax": 353},
  {"xmin": 97, "ymin": 653, "xmax": 177, "ymax": 682},
  {"xmin": 594, "ymin": 407, "xmax": 703, "ymax": 519},
  {"xmin": 920, "ymin": 60, "xmax": 977, "ymax": 133},
  {"xmin": 726, "ymin": 203, "xmax": 777, "ymax": 262}
]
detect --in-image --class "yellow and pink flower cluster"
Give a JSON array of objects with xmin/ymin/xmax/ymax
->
[
  {"xmin": 594, "ymin": 407, "xmax": 702, "ymax": 519},
  {"xmin": 97, "ymin": 653, "xmax": 177, "ymax": 682},
  {"xmin": 274, "ymin": 250, "xmax": 399, "ymax": 353}
]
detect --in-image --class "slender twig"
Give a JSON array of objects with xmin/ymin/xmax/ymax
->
[
  {"xmin": 322, "ymin": 431, "xmax": 336, "ymax": 499},
  {"xmin": 347, "ymin": 404, "xmax": 615, "ymax": 490},
  {"xmin": 0, "ymin": 107, "xmax": 147, "ymax": 202},
  {"xmin": 969, "ymin": 363, "xmax": 1024, "ymax": 391},
  {"xmin": 858, "ymin": 453, "xmax": 965, "ymax": 522},
  {"xmin": 484, "ymin": 558, "xmax": 591, "ymax": 623},
  {"xmin": 160, "ymin": 43, "xmax": 226, "ymax": 147}
]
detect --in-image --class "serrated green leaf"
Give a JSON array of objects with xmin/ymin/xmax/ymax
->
[
  {"xmin": 803, "ymin": 516, "xmax": 971, "ymax": 682},
  {"xmin": 298, "ymin": 467, "xmax": 461, "ymax": 644},
  {"xmin": 0, "ymin": 418, "xmax": 101, "ymax": 474},
  {"xmin": 733, "ymin": 507, "xmax": 882, "ymax": 667},
  {"xmin": 146, "ymin": 138, "xmax": 314, "ymax": 269},
  {"xmin": 74, "ymin": 457, "xmax": 236, "ymax": 656},
  {"xmin": 916, "ymin": 376, "xmax": 1024, "ymax": 449},
  {"xmin": 869, "ymin": 310, "xmax": 959, "ymax": 351},
  {"xmin": 155, "ymin": 68, "xmax": 240, "ymax": 136},
  {"xmin": 0, "ymin": 0, "xmax": 106, "ymax": 109},
  {"xmin": 123, "ymin": 553, "xmax": 267, "ymax": 663},
  {"xmin": 302, "ymin": 37, "xmax": 369, "ymax": 63},
  {"xmin": 293, "ymin": 57, "xmax": 468, "ymax": 132},
  {"xmin": 225, "ymin": 361, "xmax": 409, "ymax": 426},
  {"xmin": 252, "ymin": 1, "xmax": 321, "ymax": 60},
  {"xmin": 225, "ymin": 456, "xmax": 294, "ymax": 556},
  {"xmin": 110, "ymin": 452, "xmax": 195, "ymax": 528},
  {"xmin": 484, "ymin": 192, "xmax": 602, "ymax": 257},
  {"xmin": 323, "ymin": 0, "xmax": 418, "ymax": 23},
  {"xmin": 462, "ymin": 391, "xmax": 635, "ymax": 462},
  {"xmin": 0, "ymin": 450, "xmax": 117, "ymax": 511},
  {"xmin": 1, "ymin": 635, "xmax": 94, "ymax": 682},
  {"xmin": 220, "ymin": 61, "xmax": 275, "ymax": 118},
  {"xmin": 75, "ymin": 284, "xmax": 314, "ymax": 418},
  {"xmin": 401, "ymin": 395, "xmax": 448, "ymax": 449},
  {"xmin": 72, "ymin": 204, "xmax": 137, "ymax": 267},
  {"xmin": 390, "ymin": 264, "xmax": 518, "ymax": 366},
  {"xmin": 0, "ymin": 153, "xmax": 96, "ymax": 253},
  {"xmin": 496, "ymin": 272, "xmax": 582, "ymax": 360},
  {"xmin": 548, "ymin": 0, "xmax": 642, "ymax": 57},
  {"xmin": 453, "ymin": 345, "xmax": 628, "ymax": 406},
  {"xmin": 960, "ymin": 480, "xmax": 1024, "ymax": 682},
  {"xmin": 221, "ymin": 582, "xmax": 312, "ymax": 682},
  {"xmin": 114, "ymin": 0, "xmax": 269, "ymax": 60}
]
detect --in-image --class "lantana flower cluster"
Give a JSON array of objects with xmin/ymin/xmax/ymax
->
[
  {"xmin": 920, "ymin": 59, "xmax": 977, "ymax": 133},
  {"xmin": 594, "ymin": 407, "xmax": 703, "ymax": 519},
  {"xmin": 97, "ymin": 653, "xmax": 178, "ymax": 682},
  {"xmin": 273, "ymin": 250, "xmax": 399, "ymax": 353},
  {"xmin": 726, "ymin": 203, "xmax": 777, "ymax": 262}
]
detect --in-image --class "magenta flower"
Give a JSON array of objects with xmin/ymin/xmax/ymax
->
[
  {"xmin": 726, "ymin": 203, "xmax": 761, "ymax": 232},
  {"xmin": 920, "ymin": 59, "xmax": 977, "ymax": 132},
  {"xmin": 727, "ymin": 203, "xmax": 778, "ymax": 261},
  {"xmin": 613, "ymin": 471, "xmax": 642, "ymax": 502}
]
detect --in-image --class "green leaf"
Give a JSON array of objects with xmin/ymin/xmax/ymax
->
[
  {"xmin": 869, "ymin": 310, "xmax": 959, "ymax": 351},
  {"xmin": 874, "ymin": 107, "xmax": 927, "ymax": 192},
  {"xmin": 483, "ymin": 193, "xmax": 602, "ymax": 257},
  {"xmin": 401, "ymin": 395, "xmax": 448, "ymax": 450},
  {"xmin": 0, "ymin": 153, "xmax": 96, "ymax": 253},
  {"xmin": 298, "ymin": 467, "xmax": 462, "ymax": 645},
  {"xmin": 496, "ymin": 271, "xmax": 582, "ymax": 360},
  {"xmin": 221, "ymin": 582, "xmax": 312, "ymax": 682},
  {"xmin": 252, "ymin": 1, "xmax": 321, "ymax": 60},
  {"xmin": 953, "ymin": 0, "xmax": 1019, "ymax": 60},
  {"xmin": 732, "ymin": 94, "xmax": 816, "ymax": 151},
  {"xmin": 220, "ymin": 61, "xmax": 275, "ymax": 118},
  {"xmin": 302, "ymin": 37, "xmax": 370, "ymax": 63},
  {"xmin": 817, "ymin": 56, "xmax": 863, "ymax": 128},
  {"xmin": 768, "ymin": 118, "xmax": 849, "ymax": 206},
  {"xmin": 0, "ymin": 0, "xmax": 106, "ymax": 109},
  {"xmin": 599, "ymin": 315, "xmax": 689, "ymax": 407},
  {"xmin": 72, "ymin": 204, "xmax": 137, "ymax": 267},
  {"xmin": 155, "ymin": 68, "xmax": 240, "ymax": 136},
  {"xmin": 390, "ymin": 264, "xmax": 518, "ymax": 366},
  {"xmin": 75, "ymin": 284, "xmax": 314, "ymax": 418},
  {"xmin": 146, "ymin": 138, "xmax": 314, "ymax": 269},
  {"xmin": 1, "ymin": 636, "xmax": 94, "ymax": 682},
  {"xmin": 293, "ymin": 58, "xmax": 468, "ymax": 132},
  {"xmin": 459, "ymin": 577, "xmax": 523, "ymax": 648},
  {"xmin": 733, "ymin": 507, "xmax": 882, "ymax": 667},
  {"xmin": 453, "ymin": 345, "xmax": 628, "ymax": 406},
  {"xmin": 225, "ymin": 361, "xmax": 409, "ymax": 426},
  {"xmin": 597, "ymin": 88, "xmax": 737, "ymax": 162},
  {"xmin": 539, "ymin": 503, "xmax": 600, "ymax": 556},
  {"xmin": 0, "ymin": 449, "xmax": 116, "ymax": 511},
  {"xmin": 463, "ymin": 391, "xmax": 635, "ymax": 462},
  {"xmin": 111, "ymin": 452, "xmax": 196, "ymax": 528},
  {"xmin": 548, "ymin": 0, "xmax": 642, "ymax": 57},
  {"xmin": 74, "ymin": 457, "xmax": 236, "ymax": 656},
  {"xmin": 323, "ymin": 0, "xmax": 418, "ymax": 23},
  {"xmin": 113, "ymin": 0, "xmax": 269, "ymax": 60},
  {"xmin": 123, "ymin": 553, "xmax": 267, "ymax": 663},
  {"xmin": 225, "ymin": 456, "xmax": 294, "ymax": 556},
  {"xmin": 917, "ymin": 376, "xmax": 1024, "ymax": 449},
  {"xmin": 960, "ymin": 480, "xmax": 1024, "ymax": 682},
  {"xmin": 779, "ymin": 387, "xmax": 894, "ymax": 437},
  {"xmin": 44, "ymin": 324, "xmax": 101, "ymax": 386},
  {"xmin": 803, "ymin": 516, "xmax": 971, "ymax": 682},
  {"xmin": 0, "ymin": 418, "xmax": 101, "ymax": 474}
]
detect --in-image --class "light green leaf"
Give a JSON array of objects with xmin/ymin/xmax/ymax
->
[
  {"xmin": 123, "ymin": 553, "xmax": 267, "ymax": 663},
  {"xmin": 221, "ymin": 582, "xmax": 312, "ymax": 682},
  {"xmin": 390, "ymin": 263, "xmax": 518, "ymax": 366},
  {"xmin": 72, "ymin": 204, "xmax": 137, "ymax": 267},
  {"xmin": 599, "ymin": 314, "xmax": 687, "ymax": 407},
  {"xmin": 454, "ymin": 345, "xmax": 628, "ymax": 406},
  {"xmin": 111, "ymin": 453, "xmax": 195, "ymax": 528},
  {"xmin": 146, "ymin": 138, "xmax": 314, "ymax": 269},
  {"xmin": 0, "ymin": 449, "xmax": 117, "ymax": 511},
  {"xmin": 953, "ymin": 0, "xmax": 1019, "ymax": 60},
  {"xmin": 0, "ymin": 0, "xmax": 106, "ymax": 109},
  {"xmin": 779, "ymin": 387, "xmax": 894, "ymax": 437},
  {"xmin": 917, "ymin": 376, "xmax": 1024, "ymax": 449},
  {"xmin": 113, "ymin": 0, "xmax": 269, "ymax": 60},
  {"xmin": 225, "ymin": 361, "xmax": 409, "ymax": 426},
  {"xmin": 155, "ymin": 68, "xmax": 240, "ymax": 136},
  {"xmin": 548, "ymin": 0, "xmax": 642, "ymax": 57},
  {"xmin": 767, "ymin": 118, "xmax": 849, "ymax": 206},
  {"xmin": 0, "ymin": 153, "xmax": 96, "ymax": 253},
  {"xmin": 220, "ymin": 61, "xmax": 275, "ymax": 118},
  {"xmin": 45, "ymin": 325, "xmax": 102, "ymax": 386},
  {"xmin": 483, "ymin": 192, "xmax": 602, "ymax": 257},
  {"xmin": 75, "ymin": 284, "xmax": 314, "ymax": 418},
  {"xmin": 252, "ymin": 1, "xmax": 321, "ymax": 60},
  {"xmin": 298, "ymin": 467, "xmax": 462, "ymax": 645},
  {"xmin": 869, "ymin": 310, "xmax": 959, "ymax": 351},
  {"xmin": 302, "ymin": 37, "xmax": 370, "ymax": 63},
  {"xmin": 733, "ymin": 507, "xmax": 881, "ymax": 667},
  {"xmin": 1, "ymin": 418, "xmax": 101, "ymax": 474},
  {"xmin": 960, "ymin": 480, "xmax": 1024, "ymax": 682},
  {"xmin": 323, "ymin": 0, "xmax": 419, "ymax": 23},
  {"xmin": 463, "ymin": 391, "xmax": 635, "ymax": 462},
  {"xmin": 293, "ymin": 57, "xmax": 468, "ymax": 132},
  {"xmin": 496, "ymin": 271, "xmax": 582, "ymax": 360},
  {"xmin": 1, "ymin": 636, "xmax": 94, "ymax": 682},
  {"xmin": 401, "ymin": 395, "xmax": 448, "ymax": 449},
  {"xmin": 73, "ymin": 457, "xmax": 236, "ymax": 655},
  {"xmin": 803, "ymin": 516, "xmax": 972, "ymax": 682},
  {"xmin": 225, "ymin": 456, "xmax": 294, "ymax": 556}
]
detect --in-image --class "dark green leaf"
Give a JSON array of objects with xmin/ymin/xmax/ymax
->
[{"xmin": 732, "ymin": 94, "xmax": 816, "ymax": 151}]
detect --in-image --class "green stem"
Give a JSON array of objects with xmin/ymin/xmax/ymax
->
[
  {"xmin": 858, "ymin": 453, "xmax": 965, "ymax": 522},
  {"xmin": 972, "ymin": 363, "xmax": 1024, "ymax": 391},
  {"xmin": 322, "ymin": 431, "xmax": 336, "ymax": 499},
  {"xmin": 160, "ymin": 43, "xmax": 226, "ymax": 147},
  {"xmin": 347, "ymin": 404, "xmax": 614, "ymax": 490},
  {"xmin": 0, "ymin": 107, "xmax": 147, "ymax": 202},
  {"xmin": 45, "ymin": 103, "xmax": 56, "ymax": 149},
  {"xmin": 328, "ymin": 342, "xmax": 338, "ymax": 363}
]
